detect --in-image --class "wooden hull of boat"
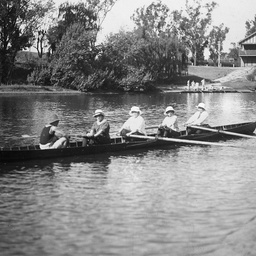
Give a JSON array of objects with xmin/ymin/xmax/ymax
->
[
  {"xmin": 0, "ymin": 138, "xmax": 158, "ymax": 163},
  {"xmin": 177, "ymin": 121, "xmax": 256, "ymax": 141},
  {"xmin": 0, "ymin": 121, "xmax": 255, "ymax": 163}
]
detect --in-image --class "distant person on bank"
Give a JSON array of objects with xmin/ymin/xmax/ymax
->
[
  {"xmin": 39, "ymin": 114, "xmax": 69, "ymax": 149},
  {"xmin": 157, "ymin": 106, "xmax": 179, "ymax": 137}
]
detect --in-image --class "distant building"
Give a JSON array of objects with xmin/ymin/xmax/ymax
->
[{"xmin": 238, "ymin": 31, "xmax": 256, "ymax": 66}]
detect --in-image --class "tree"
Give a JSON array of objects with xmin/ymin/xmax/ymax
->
[
  {"xmin": 228, "ymin": 47, "xmax": 239, "ymax": 61},
  {"xmin": 208, "ymin": 24, "xmax": 229, "ymax": 65},
  {"xmin": 245, "ymin": 15, "xmax": 256, "ymax": 37},
  {"xmin": 173, "ymin": 0, "xmax": 217, "ymax": 66},
  {"xmin": 228, "ymin": 43, "xmax": 239, "ymax": 66},
  {"xmin": 30, "ymin": 0, "xmax": 117, "ymax": 89},
  {"xmin": 0, "ymin": 0, "xmax": 53, "ymax": 84},
  {"xmin": 31, "ymin": 0, "xmax": 55, "ymax": 58},
  {"xmin": 50, "ymin": 23, "xmax": 98, "ymax": 89},
  {"xmin": 131, "ymin": 1, "xmax": 186, "ymax": 79},
  {"xmin": 47, "ymin": 2, "xmax": 97, "ymax": 55},
  {"xmin": 132, "ymin": 1, "xmax": 172, "ymax": 38},
  {"xmin": 47, "ymin": 0, "xmax": 116, "ymax": 55}
]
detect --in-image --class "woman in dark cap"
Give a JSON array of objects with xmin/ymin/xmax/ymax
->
[{"xmin": 39, "ymin": 114, "xmax": 69, "ymax": 149}]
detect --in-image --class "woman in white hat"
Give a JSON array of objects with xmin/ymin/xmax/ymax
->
[
  {"xmin": 82, "ymin": 109, "xmax": 111, "ymax": 146},
  {"xmin": 39, "ymin": 114, "xmax": 69, "ymax": 149},
  {"xmin": 184, "ymin": 103, "xmax": 209, "ymax": 134},
  {"xmin": 157, "ymin": 106, "xmax": 179, "ymax": 137},
  {"xmin": 118, "ymin": 106, "xmax": 146, "ymax": 137}
]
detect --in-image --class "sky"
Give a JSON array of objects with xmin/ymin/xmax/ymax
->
[{"xmin": 55, "ymin": 0, "xmax": 256, "ymax": 53}]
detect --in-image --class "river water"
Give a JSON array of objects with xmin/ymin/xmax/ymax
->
[{"xmin": 1, "ymin": 92, "xmax": 256, "ymax": 256}]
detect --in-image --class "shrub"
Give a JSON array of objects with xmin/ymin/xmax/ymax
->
[
  {"xmin": 119, "ymin": 67, "xmax": 153, "ymax": 89},
  {"xmin": 246, "ymin": 69, "xmax": 256, "ymax": 81},
  {"xmin": 27, "ymin": 66, "xmax": 52, "ymax": 86}
]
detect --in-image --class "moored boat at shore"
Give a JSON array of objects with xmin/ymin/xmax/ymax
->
[{"xmin": 1, "ymin": 121, "xmax": 256, "ymax": 163}]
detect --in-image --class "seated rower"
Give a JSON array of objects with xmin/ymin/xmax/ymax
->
[
  {"xmin": 184, "ymin": 102, "xmax": 209, "ymax": 134},
  {"xmin": 157, "ymin": 106, "xmax": 179, "ymax": 137},
  {"xmin": 39, "ymin": 114, "xmax": 69, "ymax": 149},
  {"xmin": 118, "ymin": 106, "xmax": 146, "ymax": 139},
  {"xmin": 82, "ymin": 109, "xmax": 111, "ymax": 146}
]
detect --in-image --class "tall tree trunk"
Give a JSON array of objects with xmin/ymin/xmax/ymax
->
[{"xmin": 194, "ymin": 48, "xmax": 197, "ymax": 66}]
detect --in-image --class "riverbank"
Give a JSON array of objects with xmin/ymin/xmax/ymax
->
[
  {"xmin": 1, "ymin": 66, "xmax": 256, "ymax": 93},
  {"xmin": 158, "ymin": 66, "xmax": 256, "ymax": 93},
  {"xmin": 0, "ymin": 85, "xmax": 81, "ymax": 94}
]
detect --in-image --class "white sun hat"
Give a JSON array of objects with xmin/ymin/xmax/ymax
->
[
  {"xmin": 197, "ymin": 103, "xmax": 206, "ymax": 110},
  {"xmin": 93, "ymin": 109, "xmax": 105, "ymax": 117},
  {"xmin": 164, "ymin": 106, "xmax": 175, "ymax": 115},
  {"xmin": 129, "ymin": 106, "xmax": 142, "ymax": 116}
]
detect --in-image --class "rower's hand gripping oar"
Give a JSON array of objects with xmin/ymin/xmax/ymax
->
[
  {"xmin": 189, "ymin": 125, "xmax": 256, "ymax": 139},
  {"xmin": 22, "ymin": 134, "xmax": 38, "ymax": 138}
]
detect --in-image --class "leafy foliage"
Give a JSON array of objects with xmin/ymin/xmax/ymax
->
[
  {"xmin": 2, "ymin": 0, "xmax": 233, "ymax": 90},
  {"xmin": 47, "ymin": 2, "xmax": 98, "ymax": 55},
  {"xmin": 208, "ymin": 24, "xmax": 229, "ymax": 65},
  {"xmin": 50, "ymin": 23, "xmax": 98, "ymax": 89},
  {"xmin": 173, "ymin": 0, "xmax": 217, "ymax": 65},
  {"xmin": 31, "ymin": 0, "xmax": 55, "ymax": 58},
  {"xmin": 0, "ymin": 0, "xmax": 54, "ymax": 84},
  {"xmin": 47, "ymin": 0, "xmax": 116, "ymax": 55},
  {"xmin": 228, "ymin": 47, "xmax": 239, "ymax": 61},
  {"xmin": 245, "ymin": 15, "xmax": 256, "ymax": 37},
  {"xmin": 27, "ymin": 65, "xmax": 51, "ymax": 85},
  {"xmin": 131, "ymin": 1, "xmax": 187, "ymax": 79}
]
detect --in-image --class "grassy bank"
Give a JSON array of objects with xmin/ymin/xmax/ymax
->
[
  {"xmin": 0, "ymin": 84, "xmax": 81, "ymax": 94},
  {"xmin": 188, "ymin": 66, "xmax": 238, "ymax": 81},
  {"xmin": 1, "ymin": 66, "xmax": 256, "ymax": 93},
  {"xmin": 172, "ymin": 66, "xmax": 256, "ymax": 90},
  {"xmin": 168, "ymin": 66, "xmax": 237, "ymax": 86}
]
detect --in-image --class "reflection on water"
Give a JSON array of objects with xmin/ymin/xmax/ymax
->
[{"xmin": 1, "ymin": 92, "xmax": 256, "ymax": 256}]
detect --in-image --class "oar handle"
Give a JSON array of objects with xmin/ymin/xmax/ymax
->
[
  {"xmin": 190, "ymin": 125, "xmax": 256, "ymax": 139},
  {"xmin": 146, "ymin": 125, "xmax": 159, "ymax": 130},
  {"xmin": 22, "ymin": 126, "xmax": 159, "ymax": 139}
]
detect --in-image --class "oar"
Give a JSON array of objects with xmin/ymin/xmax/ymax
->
[
  {"xmin": 128, "ymin": 134, "xmax": 236, "ymax": 147},
  {"xmin": 21, "ymin": 134, "xmax": 84, "ymax": 139},
  {"xmin": 21, "ymin": 126, "xmax": 159, "ymax": 139},
  {"xmin": 190, "ymin": 125, "xmax": 256, "ymax": 139},
  {"xmin": 146, "ymin": 125, "xmax": 158, "ymax": 129}
]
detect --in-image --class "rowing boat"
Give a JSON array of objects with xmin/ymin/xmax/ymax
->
[{"xmin": 1, "ymin": 121, "xmax": 255, "ymax": 163}]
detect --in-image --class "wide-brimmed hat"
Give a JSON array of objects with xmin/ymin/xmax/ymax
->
[
  {"xmin": 129, "ymin": 106, "xmax": 142, "ymax": 116},
  {"xmin": 164, "ymin": 106, "xmax": 175, "ymax": 115},
  {"xmin": 49, "ymin": 114, "xmax": 59, "ymax": 125},
  {"xmin": 93, "ymin": 109, "xmax": 105, "ymax": 117},
  {"xmin": 197, "ymin": 103, "xmax": 206, "ymax": 110}
]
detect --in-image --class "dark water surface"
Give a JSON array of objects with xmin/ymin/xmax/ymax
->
[{"xmin": 1, "ymin": 92, "xmax": 256, "ymax": 256}]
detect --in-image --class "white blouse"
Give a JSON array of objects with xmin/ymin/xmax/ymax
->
[
  {"xmin": 186, "ymin": 111, "xmax": 208, "ymax": 125},
  {"xmin": 120, "ymin": 115, "xmax": 146, "ymax": 135},
  {"xmin": 161, "ymin": 115, "xmax": 179, "ymax": 131}
]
